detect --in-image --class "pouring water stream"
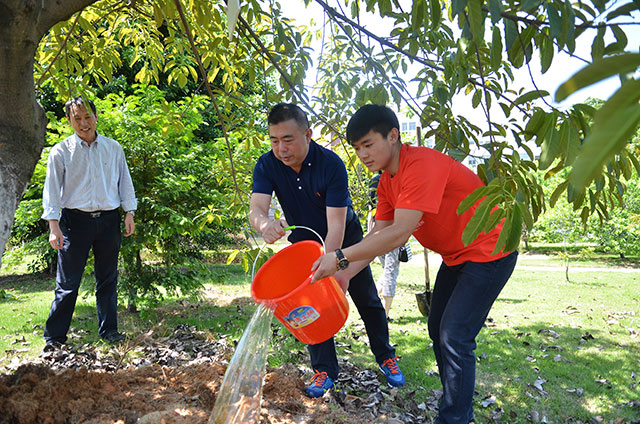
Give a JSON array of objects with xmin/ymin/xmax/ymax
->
[{"xmin": 208, "ymin": 226, "xmax": 324, "ymax": 424}]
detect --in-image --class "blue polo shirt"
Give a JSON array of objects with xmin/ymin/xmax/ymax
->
[{"xmin": 252, "ymin": 141, "xmax": 360, "ymax": 245}]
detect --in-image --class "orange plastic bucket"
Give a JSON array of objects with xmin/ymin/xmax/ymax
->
[{"xmin": 251, "ymin": 240, "xmax": 349, "ymax": 345}]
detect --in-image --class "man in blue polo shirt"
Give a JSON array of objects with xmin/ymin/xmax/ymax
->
[{"xmin": 249, "ymin": 103, "xmax": 404, "ymax": 398}]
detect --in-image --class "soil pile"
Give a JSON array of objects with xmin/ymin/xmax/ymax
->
[{"xmin": 0, "ymin": 325, "xmax": 433, "ymax": 423}]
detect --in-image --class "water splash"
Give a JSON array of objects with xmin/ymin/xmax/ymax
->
[{"xmin": 208, "ymin": 302, "xmax": 274, "ymax": 424}]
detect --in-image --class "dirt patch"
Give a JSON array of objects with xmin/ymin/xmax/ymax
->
[{"xmin": 0, "ymin": 325, "xmax": 434, "ymax": 423}]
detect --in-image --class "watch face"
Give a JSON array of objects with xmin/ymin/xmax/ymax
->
[
  {"xmin": 335, "ymin": 249, "xmax": 348, "ymax": 270},
  {"xmin": 338, "ymin": 259, "xmax": 349, "ymax": 270}
]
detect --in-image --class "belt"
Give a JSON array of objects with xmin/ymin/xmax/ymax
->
[{"xmin": 64, "ymin": 208, "xmax": 117, "ymax": 218}]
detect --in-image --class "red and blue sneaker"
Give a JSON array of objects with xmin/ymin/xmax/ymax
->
[
  {"xmin": 305, "ymin": 370, "xmax": 334, "ymax": 398},
  {"xmin": 379, "ymin": 356, "xmax": 405, "ymax": 387}
]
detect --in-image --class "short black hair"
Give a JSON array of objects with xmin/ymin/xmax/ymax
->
[
  {"xmin": 346, "ymin": 104, "xmax": 400, "ymax": 144},
  {"xmin": 65, "ymin": 97, "xmax": 97, "ymax": 117},
  {"xmin": 268, "ymin": 103, "xmax": 309, "ymax": 129}
]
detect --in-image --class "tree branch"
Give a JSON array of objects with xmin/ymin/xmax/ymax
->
[
  {"xmin": 173, "ymin": 0, "xmax": 241, "ymax": 202},
  {"xmin": 36, "ymin": 11, "xmax": 82, "ymax": 89},
  {"xmin": 313, "ymin": 0, "xmax": 531, "ymax": 117}
]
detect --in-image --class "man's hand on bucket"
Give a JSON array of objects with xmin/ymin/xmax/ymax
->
[{"xmin": 310, "ymin": 251, "xmax": 338, "ymax": 283}]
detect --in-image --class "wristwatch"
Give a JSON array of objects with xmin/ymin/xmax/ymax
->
[{"xmin": 335, "ymin": 249, "xmax": 349, "ymax": 271}]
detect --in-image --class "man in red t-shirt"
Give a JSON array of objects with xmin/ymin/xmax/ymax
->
[{"xmin": 313, "ymin": 104, "xmax": 518, "ymax": 424}]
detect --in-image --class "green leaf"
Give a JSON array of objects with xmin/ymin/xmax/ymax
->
[
  {"xmin": 472, "ymin": 89, "xmax": 482, "ymax": 108},
  {"xmin": 523, "ymin": 109, "xmax": 546, "ymax": 139},
  {"xmin": 569, "ymin": 79, "xmax": 640, "ymax": 189},
  {"xmin": 535, "ymin": 111, "xmax": 558, "ymax": 145},
  {"xmin": 591, "ymin": 27, "xmax": 605, "ymax": 60},
  {"xmin": 515, "ymin": 90, "xmax": 549, "ymax": 105},
  {"xmin": 628, "ymin": 153, "xmax": 640, "ymax": 176},
  {"xmin": 499, "ymin": 102, "xmax": 511, "ymax": 118},
  {"xmin": 434, "ymin": 81, "xmax": 449, "ymax": 105},
  {"xmin": 567, "ymin": 183, "xmax": 586, "ymax": 210},
  {"xmin": 591, "ymin": 0, "xmax": 607, "ymax": 13},
  {"xmin": 483, "ymin": 207, "xmax": 505, "ymax": 234},
  {"xmin": 491, "ymin": 209, "xmax": 511, "ymax": 255},
  {"xmin": 488, "ymin": 0, "xmax": 503, "ymax": 24},
  {"xmin": 462, "ymin": 194, "xmax": 502, "ymax": 246},
  {"xmin": 562, "ymin": 0, "xmax": 576, "ymax": 53},
  {"xmin": 490, "ymin": 27, "xmax": 503, "ymax": 69},
  {"xmin": 458, "ymin": 184, "xmax": 491, "ymax": 214},
  {"xmin": 563, "ymin": 122, "xmax": 580, "ymax": 166},
  {"xmin": 519, "ymin": 200, "xmax": 534, "ymax": 230},
  {"xmin": 611, "ymin": 25, "xmax": 628, "ymax": 51},
  {"xmin": 451, "ymin": 0, "xmax": 469, "ymax": 18},
  {"xmin": 227, "ymin": 249, "xmax": 240, "ymax": 265},
  {"xmin": 504, "ymin": 19, "xmax": 517, "ymax": 51},
  {"xmin": 467, "ymin": 0, "xmax": 484, "ymax": 42},
  {"xmin": 549, "ymin": 180, "xmax": 569, "ymax": 207},
  {"xmin": 540, "ymin": 36, "xmax": 554, "ymax": 73},
  {"xmin": 606, "ymin": 2, "xmax": 639, "ymax": 20},
  {"xmin": 429, "ymin": 0, "xmax": 442, "ymax": 28},
  {"xmin": 521, "ymin": 0, "xmax": 539, "ymax": 11},
  {"xmin": 412, "ymin": 0, "xmax": 425, "ymax": 30},
  {"xmin": 545, "ymin": 2, "xmax": 562, "ymax": 42},
  {"xmin": 351, "ymin": 0, "xmax": 360, "ymax": 18},
  {"xmin": 555, "ymin": 53, "xmax": 640, "ymax": 102},
  {"xmin": 539, "ymin": 126, "xmax": 561, "ymax": 170},
  {"xmin": 504, "ymin": 202, "xmax": 522, "ymax": 252}
]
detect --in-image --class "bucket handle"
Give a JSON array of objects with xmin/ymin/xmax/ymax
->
[{"xmin": 251, "ymin": 225, "xmax": 326, "ymax": 281}]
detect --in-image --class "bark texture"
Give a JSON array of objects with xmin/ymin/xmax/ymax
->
[{"xmin": 0, "ymin": 0, "xmax": 96, "ymax": 266}]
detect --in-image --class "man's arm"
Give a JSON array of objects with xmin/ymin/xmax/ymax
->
[
  {"xmin": 333, "ymin": 218, "xmax": 393, "ymax": 284},
  {"xmin": 324, "ymin": 206, "xmax": 347, "ymax": 252},
  {"xmin": 249, "ymin": 193, "xmax": 288, "ymax": 244},
  {"xmin": 321, "ymin": 206, "xmax": 348, "ymax": 291},
  {"xmin": 117, "ymin": 144, "xmax": 137, "ymax": 216},
  {"xmin": 124, "ymin": 212, "xmax": 135, "ymax": 237},
  {"xmin": 312, "ymin": 208, "xmax": 423, "ymax": 282},
  {"xmin": 48, "ymin": 220, "xmax": 64, "ymax": 250},
  {"xmin": 41, "ymin": 147, "xmax": 64, "ymax": 222},
  {"xmin": 42, "ymin": 148, "xmax": 65, "ymax": 250}
]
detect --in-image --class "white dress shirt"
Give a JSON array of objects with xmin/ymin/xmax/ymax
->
[{"xmin": 42, "ymin": 133, "xmax": 137, "ymax": 221}]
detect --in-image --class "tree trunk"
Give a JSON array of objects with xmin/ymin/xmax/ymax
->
[{"xmin": 0, "ymin": 0, "xmax": 97, "ymax": 267}]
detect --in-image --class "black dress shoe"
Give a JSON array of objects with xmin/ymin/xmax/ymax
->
[{"xmin": 102, "ymin": 332, "xmax": 125, "ymax": 343}]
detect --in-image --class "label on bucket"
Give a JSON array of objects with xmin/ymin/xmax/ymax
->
[{"xmin": 283, "ymin": 306, "xmax": 320, "ymax": 329}]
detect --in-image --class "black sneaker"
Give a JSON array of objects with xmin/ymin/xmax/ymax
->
[{"xmin": 102, "ymin": 332, "xmax": 125, "ymax": 343}]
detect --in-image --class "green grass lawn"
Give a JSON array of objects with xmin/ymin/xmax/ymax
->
[
  {"xmin": 362, "ymin": 252, "xmax": 640, "ymax": 422},
  {"xmin": 1, "ymin": 251, "xmax": 639, "ymax": 422}
]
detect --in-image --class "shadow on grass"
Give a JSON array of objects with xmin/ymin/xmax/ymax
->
[
  {"xmin": 524, "ymin": 246, "xmax": 640, "ymax": 269},
  {"xmin": 0, "ymin": 272, "xmax": 54, "ymax": 290},
  {"xmin": 67, "ymin": 294, "xmax": 261, "ymax": 345},
  {"xmin": 0, "ymin": 272, "xmax": 54, "ymax": 305},
  {"xmin": 393, "ymin": 320, "xmax": 640, "ymax": 422}
]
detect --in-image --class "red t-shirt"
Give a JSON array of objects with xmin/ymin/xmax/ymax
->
[{"xmin": 376, "ymin": 144, "xmax": 509, "ymax": 266}]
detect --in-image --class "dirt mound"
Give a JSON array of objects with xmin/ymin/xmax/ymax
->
[
  {"xmin": 0, "ymin": 325, "xmax": 432, "ymax": 423},
  {"xmin": 0, "ymin": 362, "xmax": 221, "ymax": 423}
]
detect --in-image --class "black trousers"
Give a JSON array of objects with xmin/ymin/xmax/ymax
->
[
  {"xmin": 307, "ymin": 219, "xmax": 395, "ymax": 379},
  {"xmin": 44, "ymin": 208, "xmax": 121, "ymax": 343}
]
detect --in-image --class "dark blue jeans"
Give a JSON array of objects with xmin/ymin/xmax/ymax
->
[
  {"xmin": 308, "ymin": 263, "xmax": 395, "ymax": 379},
  {"xmin": 44, "ymin": 209, "xmax": 121, "ymax": 344},
  {"xmin": 307, "ymin": 219, "xmax": 395, "ymax": 380},
  {"xmin": 429, "ymin": 251, "xmax": 518, "ymax": 424}
]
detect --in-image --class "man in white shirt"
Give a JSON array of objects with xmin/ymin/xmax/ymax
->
[{"xmin": 41, "ymin": 97, "xmax": 137, "ymax": 348}]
